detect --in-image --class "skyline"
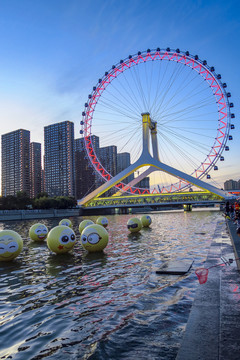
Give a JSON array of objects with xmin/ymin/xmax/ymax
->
[
  {"xmin": 0, "ymin": 0, "xmax": 239, "ymax": 189},
  {"xmin": 1, "ymin": 118, "xmax": 238, "ymax": 195}
]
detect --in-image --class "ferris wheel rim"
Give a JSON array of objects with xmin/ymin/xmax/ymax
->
[{"xmin": 81, "ymin": 48, "xmax": 232, "ymax": 194}]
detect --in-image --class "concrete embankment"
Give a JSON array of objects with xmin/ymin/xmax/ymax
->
[
  {"xmin": 177, "ymin": 219, "xmax": 240, "ymax": 360},
  {"xmin": 0, "ymin": 208, "xmax": 82, "ymax": 221}
]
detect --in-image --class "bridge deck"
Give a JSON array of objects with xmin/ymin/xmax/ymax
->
[{"xmin": 79, "ymin": 191, "xmax": 225, "ymax": 209}]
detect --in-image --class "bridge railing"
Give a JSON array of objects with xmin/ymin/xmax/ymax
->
[{"xmin": 81, "ymin": 191, "xmax": 224, "ymax": 208}]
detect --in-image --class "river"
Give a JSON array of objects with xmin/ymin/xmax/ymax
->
[{"xmin": 0, "ymin": 209, "xmax": 223, "ymax": 359}]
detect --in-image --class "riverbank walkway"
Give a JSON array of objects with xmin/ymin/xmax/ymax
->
[{"xmin": 177, "ymin": 219, "xmax": 240, "ymax": 360}]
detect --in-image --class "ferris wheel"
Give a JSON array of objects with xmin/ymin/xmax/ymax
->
[{"xmin": 81, "ymin": 48, "xmax": 234, "ymax": 195}]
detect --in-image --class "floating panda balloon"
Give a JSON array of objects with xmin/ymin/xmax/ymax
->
[
  {"xmin": 127, "ymin": 217, "xmax": 142, "ymax": 233},
  {"xmin": 81, "ymin": 224, "xmax": 108, "ymax": 252},
  {"xmin": 96, "ymin": 216, "xmax": 108, "ymax": 228},
  {"xmin": 29, "ymin": 223, "xmax": 48, "ymax": 241},
  {"xmin": 59, "ymin": 218, "xmax": 72, "ymax": 228},
  {"xmin": 0, "ymin": 230, "xmax": 23, "ymax": 262},
  {"xmin": 79, "ymin": 220, "xmax": 94, "ymax": 234},
  {"xmin": 141, "ymin": 215, "xmax": 152, "ymax": 228},
  {"xmin": 47, "ymin": 225, "xmax": 76, "ymax": 254}
]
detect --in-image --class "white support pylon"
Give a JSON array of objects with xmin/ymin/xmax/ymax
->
[
  {"xmin": 113, "ymin": 117, "xmax": 160, "ymax": 196},
  {"xmin": 79, "ymin": 113, "xmax": 231, "ymax": 206}
]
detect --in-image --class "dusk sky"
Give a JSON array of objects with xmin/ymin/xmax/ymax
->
[{"xmin": 0, "ymin": 0, "xmax": 239, "ymax": 189}]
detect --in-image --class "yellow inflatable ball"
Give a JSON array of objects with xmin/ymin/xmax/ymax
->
[
  {"xmin": 59, "ymin": 218, "xmax": 72, "ymax": 228},
  {"xmin": 29, "ymin": 223, "xmax": 48, "ymax": 241},
  {"xmin": 141, "ymin": 215, "xmax": 152, "ymax": 227},
  {"xmin": 0, "ymin": 230, "xmax": 23, "ymax": 262},
  {"xmin": 81, "ymin": 224, "xmax": 108, "ymax": 252},
  {"xmin": 96, "ymin": 216, "xmax": 108, "ymax": 228},
  {"xmin": 47, "ymin": 225, "xmax": 76, "ymax": 254},
  {"xmin": 127, "ymin": 217, "xmax": 142, "ymax": 233},
  {"xmin": 79, "ymin": 219, "xmax": 94, "ymax": 234}
]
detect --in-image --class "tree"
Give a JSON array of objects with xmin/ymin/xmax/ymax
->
[
  {"xmin": 35, "ymin": 192, "xmax": 49, "ymax": 199},
  {"xmin": 16, "ymin": 191, "xmax": 32, "ymax": 209}
]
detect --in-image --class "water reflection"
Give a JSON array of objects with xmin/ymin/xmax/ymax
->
[{"xmin": 0, "ymin": 210, "xmax": 222, "ymax": 359}]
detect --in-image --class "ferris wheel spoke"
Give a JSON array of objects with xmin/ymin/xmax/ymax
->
[
  {"xmin": 147, "ymin": 60, "xmax": 155, "ymax": 108},
  {"xmin": 159, "ymin": 98, "xmax": 217, "ymax": 125},
  {"xmin": 93, "ymin": 113, "xmax": 138, "ymax": 124},
  {"xmin": 94, "ymin": 108, "xmax": 139, "ymax": 121},
  {"xmin": 143, "ymin": 58, "xmax": 156, "ymax": 109},
  {"xmin": 104, "ymin": 86, "xmax": 142, "ymax": 116},
  {"xmin": 160, "ymin": 92, "xmax": 216, "ymax": 121},
  {"xmin": 164, "ymin": 125, "xmax": 215, "ymax": 140},
  {"xmin": 158, "ymin": 79, "xmax": 214, "ymax": 119},
  {"xmin": 154, "ymin": 64, "xmax": 198, "ymax": 114},
  {"xmin": 99, "ymin": 125, "xmax": 140, "ymax": 146},
  {"xmin": 129, "ymin": 65, "xmax": 149, "ymax": 111},
  {"xmin": 97, "ymin": 95, "xmax": 140, "ymax": 120},
  {"xmin": 97, "ymin": 88, "xmax": 141, "ymax": 116},
  {"xmin": 151, "ymin": 61, "xmax": 186, "ymax": 117},
  {"xmin": 119, "ymin": 66, "xmax": 147, "ymax": 113},
  {"xmin": 160, "ymin": 114, "xmax": 217, "ymax": 123},
  {"xmin": 157, "ymin": 137, "xmax": 187, "ymax": 189},
  {"xmin": 93, "ymin": 119, "xmax": 136, "ymax": 126},
  {"xmin": 128, "ymin": 140, "xmax": 142, "ymax": 165},
  {"xmin": 157, "ymin": 69, "xmax": 203, "ymax": 116},
  {"xmin": 150, "ymin": 59, "xmax": 168, "ymax": 113},
  {"xmin": 159, "ymin": 125, "xmax": 212, "ymax": 152},
  {"xmin": 120, "ymin": 67, "xmax": 149, "ymax": 112},
  {"xmin": 159, "ymin": 78, "xmax": 211, "ymax": 118},
  {"xmin": 158, "ymin": 131, "xmax": 211, "ymax": 166},
  {"xmin": 119, "ymin": 132, "xmax": 142, "ymax": 152},
  {"xmin": 158, "ymin": 133, "xmax": 208, "ymax": 163},
  {"xmin": 158, "ymin": 130, "xmax": 201, "ymax": 168},
  {"xmin": 95, "ymin": 102, "xmax": 137, "ymax": 121},
  {"xmin": 108, "ymin": 76, "xmax": 144, "ymax": 115},
  {"xmin": 147, "ymin": 60, "xmax": 155, "ymax": 109},
  {"xmin": 151, "ymin": 58, "xmax": 171, "ymax": 110}
]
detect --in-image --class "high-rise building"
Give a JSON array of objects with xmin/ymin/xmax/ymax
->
[
  {"xmin": 75, "ymin": 135, "xmax": 100, "ymax": 199},
  {"xmin": 41, "ymin": 155, "xmax": 45, "ymax": 193},
  {"xmin": 41, "ymin": 169, "xmax": 45, "ymax": 193},
  {"xmin": 44, "ymin": 121, "xmax": 75, "ymax": 197},
  {"xmin": 117, "ymin": 152, "xmax": 134, "ymax": 184},
  {"xmin": 89, "ymin": 135, "xmax": 100, "ymax": 158},
  {"xmin": 99, "ymin": 145, "xmax": 117, "ymax": 177},
  {"xmin": 99, "ymin": 145, "xmax": 117, "ymax": 196},
  {"xmin": 224, "ymin": 179, "xmax": 238, "ymax": 191},
  {"xmin": 135, "ymin": 177, "xmax": 150, "ymax": 190},
  {"xmin": 1, "ymin": 129, "xmax": 30, "ymax": 196},
  {"xmin": 30, "ymin": 142, "xmax": 42, "ymax": 198}
]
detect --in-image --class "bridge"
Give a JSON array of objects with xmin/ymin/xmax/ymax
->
[
  {"xmin": 79, "ymin": 113, "xmax": 234, "ymax": 211},
  {"xmin": 80, "ymin": 190, "xmax": 227, "ymax": 211}
]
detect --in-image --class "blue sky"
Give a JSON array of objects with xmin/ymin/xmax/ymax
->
[{"xmin": 0, "ymin": 0, "xmax": 239, "ymax": 189}]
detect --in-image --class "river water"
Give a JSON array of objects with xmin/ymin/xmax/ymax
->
[{"xmin": 0, "ymin": 209, "xmax": 223, "ymax": 359}]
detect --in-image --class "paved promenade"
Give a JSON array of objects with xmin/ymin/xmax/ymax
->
[{"xmin": 177, "ymin": 219, "xmax": 240, "ymax": 360}]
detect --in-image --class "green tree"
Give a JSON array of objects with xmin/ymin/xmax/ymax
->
[
  {"xmin": 35, "ymin": 192, "xmax": 49, "ymax": 199},
  {"xmin": 1, "ymin": 195, "xmax": 18, "ymax": 210},
  {"xmin": 16, "ymin": 191, "xmax": 32, "ymax": 209}
]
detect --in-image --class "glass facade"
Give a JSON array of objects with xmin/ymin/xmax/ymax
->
[
  {"xmin": 44, "ymin": 121, "xmax": 75, "ymax": 197},
  {"xmin": 224, "ymin": 179, "xmax": 239, "ymax": 190},
  {"xmin": 75, "ymin": 135, "xmax": 100, "ymax": 199},
  {"xmin": 99, "ymin": 145, "xmax": 117, "ymax": 177},
  {"xmin": 1, "ymin": 129, "xmax": 30, "ymax": 196},
  {"xmin": 117, "ymin": 152, "xmax": 134, "ymax": 184},
  {"xmin": 30, "ymin": 142, "xmax": 42, "ymax": 198}
]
